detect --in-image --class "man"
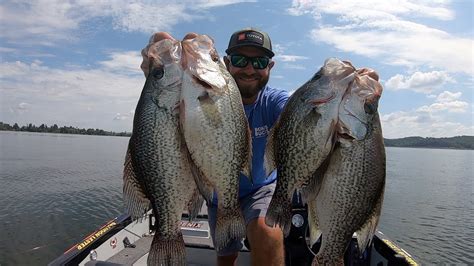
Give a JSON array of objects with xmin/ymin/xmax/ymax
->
[{"xmin": 141, "ymin": 28, "xmax": 288, "ymax": 266}]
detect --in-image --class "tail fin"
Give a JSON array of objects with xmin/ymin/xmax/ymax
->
[
  {"xmin": 187, "ymin": 188, "xmax": 204, "ymax": 221},
  {"xmin": 214, "ymin": 206, "xmax": 246, "ymax": 251},
  {"xmin": 147, "ymin": 234, "xmax": 186, "ymax": 266},
  {"xmin": 265, "ymin": 187, "xmax": 292, "ymax": 237}
]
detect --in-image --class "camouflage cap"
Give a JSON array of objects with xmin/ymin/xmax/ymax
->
[{"xmin": 225, "ymin": 27, "xmax": 274, "ymax": 58}]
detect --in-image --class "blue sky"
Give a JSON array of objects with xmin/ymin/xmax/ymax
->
[{"xmin": 0, "ymin": 0, "xmax": 472, "ymax": 138}]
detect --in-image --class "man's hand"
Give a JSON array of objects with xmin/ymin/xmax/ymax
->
[
  {"xmin": 140, "ymin": 32, "xmax": 200, "ymax": 77},
  {"xmin": 357, "ymin": 68, "xmax": 379, "ymax": 81},
  {"xmin": 140, "ymin": 32, "xmax": 176, "ymax": 77}
]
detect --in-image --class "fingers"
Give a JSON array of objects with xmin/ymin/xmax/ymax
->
[
  {"xmin": 148, "ymin": 32, "xmax": 176, "ymax": 43},
  {"xmin": 357, "ymin": 68, "xmax": 379, "ymax": 81},
  {"xmin": 141, "ymin": 32, "xmax": 201, "ymax": 76},
  {"xmin": 183, "ymin": 32, "xmax": 199, "ymax": 40}
]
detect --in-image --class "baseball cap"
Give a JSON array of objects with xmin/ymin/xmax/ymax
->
[{"xmin": 225, "ymin": 27, "xmax": 274, "ymax": 58}]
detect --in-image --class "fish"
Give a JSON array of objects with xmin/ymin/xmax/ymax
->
[
  {"xmin": 122, "ymin": 38, "xmax": 198, "ymax": 266},
  {"xmin": 265, "ymin": 58, "xmax": 357, "ymax": 236},
  {"xmin": 303, "ymin": 62, "xmax": 386, "ymax": 265},
  {"xmin": 178, "ymin": 34, "xmax": 251, "ymax": 251}
]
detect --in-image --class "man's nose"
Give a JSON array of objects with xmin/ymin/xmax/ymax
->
[{"xmin": 241, "ymin": 61, "xmax": 257, "ymax": 73}]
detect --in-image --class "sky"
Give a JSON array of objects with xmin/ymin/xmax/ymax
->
[{"xmin": 0, "ymin": 0, "xmax": 472, "ymax": 138}]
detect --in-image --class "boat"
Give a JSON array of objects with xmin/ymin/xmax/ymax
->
[{"xmin": 49, "ymin": 198, "xmax": 419, "ymax": 266}]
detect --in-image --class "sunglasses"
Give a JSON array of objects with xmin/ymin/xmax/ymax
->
[{"xmin": 228, "ymin": 54, "xmax": 270, "ymax": 70}]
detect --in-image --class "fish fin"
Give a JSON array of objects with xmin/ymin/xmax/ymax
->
[
  {"xmin": 147, "ymin": 233, "xmax": 186, "ymax": 266},
  {"xmin": 301, "ymin": 156, "xmax": 331, "ymax": 203},
  {"xmin": 302, "ymin": 106, "xmax": 322, "ymax": 127},
  {"xmin": 180, "ymin": 130, "xmax": 214, "ymax": 204},
  {"xmin": 241, "ymin": 125, "xmax": 253, "ymax": 182},
  {"xmin": 198, "ymin": 91, "xmax": 223, "ymax": 128},
  {"xmin": 186, "ymin": 188, "xmax": 204, "ymax": 221},
  {"xmin": 122, "ymin": 144, "xmax": 150, "ymax": 220},
  {"xmin": 214, "ymin": 206, "xmax": 246, "ymax": 251},
  {"xmin": 356, "ymin": 188, "xmax": 384, "ymax": 254},
  {"xmin": 307, "ymin": 200, "xmax": 322, "ymax": 247},
  {"xmin": 265, "ymin": 185, "xmax": 293, "ymax": 237},
  {"xmin": 263, "ymin": 125, "xmax": 277, "ymax": 176}
]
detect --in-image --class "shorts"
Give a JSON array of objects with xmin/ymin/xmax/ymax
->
[{"xmin": 207, "ymin": 182, "xmax": 276, "ymax": 256}]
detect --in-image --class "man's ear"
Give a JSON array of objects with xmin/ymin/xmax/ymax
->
[
  {"xmin": 268, "ymin": 60, "xmax": 275, "ymax": 70},
  {"xmin": 223, "ymin": 56, "xmax": 230, "ymax": 68}
]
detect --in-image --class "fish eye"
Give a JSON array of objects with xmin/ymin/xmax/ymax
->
[
  {"xmin": 364, "ymin": 102, "xmax": 377, "ymax": 114},
  {"xmin": 151, "ymin": 67, "xmax": 164, "ymax": 79}
]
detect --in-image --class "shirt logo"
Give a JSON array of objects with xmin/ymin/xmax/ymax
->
[{"xmin": 254, "ymin": 126, "xmax": 268, "ymax": 138}]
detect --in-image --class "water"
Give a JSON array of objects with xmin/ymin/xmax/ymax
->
[{"xmin": 0, "ymin": 131, "xmax": 473, "ymax": 265}]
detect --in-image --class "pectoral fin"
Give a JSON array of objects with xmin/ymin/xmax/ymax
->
[
  {"xmin": 186, "ymin": 188, "xmax": 205, "ymax": 221},
  {"xmin": 197, "ymin": 91, "xmax": 223, "ymax": 128},
  {"xmin": 123, "ymin": 143, "xmax": 150, "ymax": 220},
  {"xmin": 264, "ymin": 126, "xmax": 277, "ymax": 176},
  {"xmin": 356, "ymin": 188, "xmax": 384, "ymax": 254}
]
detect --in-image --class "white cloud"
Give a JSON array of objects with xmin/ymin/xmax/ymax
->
[
  {"xmin": 100, "ymin": 51, "xmax": 143, "ymax": 75},
  {"xmin": 385, "ymin": 71, "xmax": 454, "ymax": 93},
  {"xmin": 416, "ymin": 90, "xmax": 468, "ymax": 113},
  {"xmin": 0, "ymin": 57, "xmax": 144, "ymax": 131},
  {"xmin": 0, "ymin": 0, "xmax": 254, "ymax": 45},
  {"xmin": 436, "ymin": 91, "xmax": 461, "ymax": 102},
  {"xmin": 381, "ymin": 111, "xmax": 473, "ymax": 138},
  {"xmin": 275, "ymin": 55, "xmax": 310, "ymax": 62},
  {"xmin": 288, "ymin": 0, "xmax": 473, "ymax": 74},
  {"xmin": 417, "ymin": 101, "xmax": 468, "ymax": 113},
  {"xmin": 195, "ymin": 0, "xmax": 256, "ymax": 8},
  {"xmin": 282, "ymin": 64, "xmax": 306, "ymax": 70},
  {"xmin": 288, "ymin": 0, "xmax": 454, "ymax": 20},
  {"xmin": 381, "ymin": 89, "xmax": 471, "ymax": 137}
]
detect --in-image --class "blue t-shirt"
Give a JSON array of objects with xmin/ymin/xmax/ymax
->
[{"xmin": 239, "ymin": 85, "xmax": 289, "ymax": 198}]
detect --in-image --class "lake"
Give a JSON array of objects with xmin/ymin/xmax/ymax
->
[{"xmin": 0, "ymin": 131, "xmax": 472, "ymax": 265}]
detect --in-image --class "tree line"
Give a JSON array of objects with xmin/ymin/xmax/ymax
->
[
  {"xmin": 0, "ymin": 122, "xmax": 131, "ymax": 137},
  {"xmin": 383, "ymin": 136, "xmax": 473, "ymax": 150},
  {"xmin": 1, "ymin": 121, "xmax": 472, "ymax": 149}
]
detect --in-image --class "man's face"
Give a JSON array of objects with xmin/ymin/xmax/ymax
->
[{"xmin": 224, "ymin": 46, "xmax": 274, "ymax": 102}]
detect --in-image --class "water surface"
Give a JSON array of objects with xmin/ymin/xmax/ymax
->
[{"xmin": 0, "ymin": 132, "xmax": 472, "ymax": 265}]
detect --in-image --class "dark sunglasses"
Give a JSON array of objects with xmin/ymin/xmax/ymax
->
[{"xmin": 228, "ymin": 54, "xmax": 270, "ymax": 70}]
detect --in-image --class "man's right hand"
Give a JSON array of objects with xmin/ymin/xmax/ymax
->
[
  {"xmin": 140, "ymin": 32, "xmax": 200, "ymax": 77},
  {"xmin": 140, "ymin": 32, "xmax": 176, "ymax": 77}
]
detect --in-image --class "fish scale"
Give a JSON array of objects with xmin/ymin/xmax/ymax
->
[
  {"xmin": 305, "ymin": 67, "xmax": 386, "ymax": 265},
  {"xmin": 265, "ymin": 59, "xmax": 356, "ymax": 236},
  {"xmin": 179, "ymin": 35, "xmax": 250, "ymax": 251},
  {"xmin": 123, "ymin": 39, "xmax": 197, "ymax": 266},
  {"xmin": 311, "ymin": 115, "xmax": 385, "ymax": 265}
]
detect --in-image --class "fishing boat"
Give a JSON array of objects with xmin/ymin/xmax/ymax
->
[{"xmin": 49, "ymin": 199, "xmax": 418, "ymax": 266}]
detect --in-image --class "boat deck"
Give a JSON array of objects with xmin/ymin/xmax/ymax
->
[
  {"xmin": 86, "ymin": 235, "xmax": 250, "ymax": 266},
  {"xmin": 80, "ymin": 207, "xmax": 251, "ymax": 266}
]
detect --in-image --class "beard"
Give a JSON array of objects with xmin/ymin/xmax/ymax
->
[{"xmin": 234, "ymin": 73, "xmax": 270, "ymax": 99}]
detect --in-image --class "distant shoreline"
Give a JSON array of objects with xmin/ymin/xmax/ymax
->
[{"xmin": 1, "ymin": 122, "xmax": 472, "ymax": 150}]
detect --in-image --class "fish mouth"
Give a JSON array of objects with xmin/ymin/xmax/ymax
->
[
  {"xmin": 337, "ymin": 132, "xmax": 355, "ymax": 140},
  {"xmin": 193, "ymin": 76, "xmax": 213, "ymax": 90}
]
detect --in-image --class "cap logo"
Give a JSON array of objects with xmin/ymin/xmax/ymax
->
[{"xmin": 236, "ymin": 31, "xmax": 264, "ymax": 45}]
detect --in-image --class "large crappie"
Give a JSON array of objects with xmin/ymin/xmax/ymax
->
[
  {"xmin": 179, "ymin": 34, "xmax": 251, "ymax": 251},
  {"xmin": 265, "ymin": 58, "xmax": 357, "ymax": 235},
  {"xmin": 122, "ymin": 38, "xmax": 197, "ymax": 266},
  {"xmin": 304, "ymin": 60, "xmax": 386, "ymax": 265}
]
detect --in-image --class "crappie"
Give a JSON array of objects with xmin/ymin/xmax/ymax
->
[
  {"xmin": 305, "ymin": 63, "xmax": 386, "ymax": 265},
  {"xmin": 122, "ymin": 38, "xmax": 197, "ymax": 266},
  {"xmin": 179, "ymin": 34, "xmax": 251, "ymax": 251},
  {"xmin": 265, "ymin": 58, "xmax": 357, "ymax": 235}
]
